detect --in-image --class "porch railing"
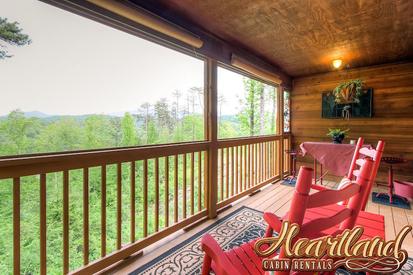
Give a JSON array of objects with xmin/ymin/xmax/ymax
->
[{"xmin": 0, "ymin": 135, "xmax": 290, "ymax": 274}]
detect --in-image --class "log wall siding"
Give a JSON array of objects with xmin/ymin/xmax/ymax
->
[{"xmin": 291, "ymin": 62, "xmax": 413, "ymax": 183}]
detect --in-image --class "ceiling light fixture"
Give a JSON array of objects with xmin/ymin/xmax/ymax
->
[{"xmin": 332, "ymin": 59, "xmax": 343, "ymax": 69}]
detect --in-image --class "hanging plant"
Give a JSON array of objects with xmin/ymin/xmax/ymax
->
[{"xmin": 333, "ymin": 79, "xmax": 364, "ymax": 104}]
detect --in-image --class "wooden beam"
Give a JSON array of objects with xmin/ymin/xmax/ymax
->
[
  {"xmin": 206, "ymin": 58, "xmax": 218, "ymax": 219},
  {"xmin": 231, "ymin": 54, "xmax": 282, "ymax": 85},
  {"xmin": 278, "ymin": 85, "xmax": 284, "ymax": 176},
  {"xmin": 86, "ymin": 0, "xmax": 203, "ymax": 48}
]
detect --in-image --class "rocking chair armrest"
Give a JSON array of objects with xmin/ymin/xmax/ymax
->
[
  {"xmin": 201, "ymin": 234, "xmax": 241, "ymax": 275},
  {"xmin": 311, "ymin": 184, "xmax": 328, "ymax": 191},
  {"xmin": 263, "ymin": 212, "xmax": 283, "ymax": 232}
]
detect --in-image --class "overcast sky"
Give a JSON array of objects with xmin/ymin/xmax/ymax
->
[{"xmin": 0, "ymin": 0, "xmax": 245, "ymax": 116}]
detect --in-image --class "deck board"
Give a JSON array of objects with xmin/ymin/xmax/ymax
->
[{"xmin": 111, "ymin": 180, "xmax": 413, "ymax": 274}]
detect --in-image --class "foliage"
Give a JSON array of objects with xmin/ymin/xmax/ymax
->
[
  {"xmin": 283, "ymin": 91, "xmax": 290, "ymax": 132},
  {"xmin": 333, "ymin": 79, "xmax": 363, "ymax": 103},
  {"xmin": 121, "ymin": 112, "xmax": 138, "ymax": 146},
  {"xmin": 0, "ymin": 17, "xmax": 31, "ymax": 59},
  {"xmin": 0, "ymin": 79, "xmax": 280, "ymax": 273},
  {"xmin": 235, "ymin": 78, "xmax": 276, "ymax": 137},
  {"xmin": 326, "ymin": 128, "xmax": 350, "ymax": 138}
]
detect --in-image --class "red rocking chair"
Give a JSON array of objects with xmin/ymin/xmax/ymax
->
[
  {"xmin": 201, "ymin": 157, "xmax": 375, "ymax": 275},
  {"xmin": 278, "ymin": 138, "xmax": 385, "ymax": 240}
]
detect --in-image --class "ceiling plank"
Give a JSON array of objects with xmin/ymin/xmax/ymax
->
[{"xmin": 144, "ymin": 0, "xmax": 413, "ymax": 76}]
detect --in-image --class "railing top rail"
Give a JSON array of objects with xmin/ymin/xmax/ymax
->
[
  {"xmin": 0, "ymin": 134, "xmax": 291, "ymax": 180},
  {"xmin": 0, "ymin": 141, "xmax": 209, "ymax": 179},
  {"xmin": 217, "ymin": 134, "xmax": 281, "ymax": 148}
]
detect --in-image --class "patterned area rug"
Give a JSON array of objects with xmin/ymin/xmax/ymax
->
[
  {"xmin": 131, "ymin": 206, "xmax": 413, "ymax": 275},
  {"xmin": 372, "ymin": 192, "xmax": 411, "ymax": 209}
]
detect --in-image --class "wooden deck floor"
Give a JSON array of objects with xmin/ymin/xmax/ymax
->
[{"xmin": 111, "ymin": 180, "xmax": 413, "ymax": 274}]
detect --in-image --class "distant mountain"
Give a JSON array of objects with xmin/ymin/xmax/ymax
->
[
  {"xmin": 220, "ymin": 114, "xmax": 238, "ymax": 122},
  {"xmin": 23, "ymin": 111, "xmax": 51, "ymax": 118},
  {"xmin": 107, "ymin": 111, "xmax": 139, "ymax": 117},
  {"xmin": 0, "ymin": 111, "xmax": 119, "ymax": 122}
]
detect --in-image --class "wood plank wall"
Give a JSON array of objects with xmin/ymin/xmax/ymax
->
[{"xmin": 291, "ymin": 62, "xmax": 413, "ymax": 183}]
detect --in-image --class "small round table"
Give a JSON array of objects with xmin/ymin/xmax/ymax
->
[{"xmin": 379, "ymin": 157, "xmax": 408, "ymax": 203}]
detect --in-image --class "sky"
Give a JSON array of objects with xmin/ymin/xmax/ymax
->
[{"xmin": 0, "ymin": 0, "xmax": 245, "ymax": 116}]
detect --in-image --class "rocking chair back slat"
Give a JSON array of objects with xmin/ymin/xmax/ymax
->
[
  {"xmin": 300, "ymin": 208, "xmax": 352, "ymax": 238},
  {"xmin": 359, "ymin": 147, "xmax": 378, "ymax": 158},
  {"xmin": 307, "ymin": 183, "xmax": 360, "ymax": 208},
  {"xmin": 356, "ymin": 158, "xmax": 366, "ymax": 166},
  {"xmin": 347, "ymin": 137, "xmax": 364, "ymax": 179}
]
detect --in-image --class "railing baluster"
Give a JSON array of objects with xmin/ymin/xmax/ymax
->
[
  {"xmin": 267, "ymin": 142, "xmax": 270, "ymax": 179},
  {"xmin": 13, "ymin": 177, "xmax": 20, "ymax": 275},
  {"xmin": 101, "ymin": 166, "xmax": 106, "ymax": 257},
  {"xmin": 263, "ymin": 142, "xmax": 266, "ymax": 180},
  {"xmin": 164, "ymin": 157, "xmax": 169, "ymax": 227},
  {"xmin": 235, "ymin": 146, "xmax": 238, "ymax": 194},
  {"xmin": 63, "ymin": 171, "xmax": 69, "ymax": 274},
  {"xmin": 260, "ymin": 143, "xmax": 262, "ymax": 182},
  {"xmin": 183, "ymin": 154, "xmax": 187, "ymax": 219},
  {"xmin": 239, "ymin": 146, "xmax": 243, "ymax": 192},
  {"xmin": 258, "ymin": 143, "xmax": 261, "ymax": 183},
  {"xmin": 265, "ymin": 142, "xmax": 267, "ymax": 179},
  {"xmin": 197, "ymin": 151, "xmax": 202, "ymax": 211},
  {"xmin": 251, "ymin": 144, "xmax": 254, "ymax": 186},
  {"xmin": 269, "ymin": 142, "xmax": 273, "ymax": 177},
  {"xmin": 231, "ymin": 147, "xmax": 234, "ymax": 196},
  {"xmin": 271, "ymin": 142, "xmax": 273, "ymax": 177},
  {"xmin": 154, "ymin": 158, "xmax": 159, "ymax": 232},
  {"xmin": 40, "ymin": 173, "xmax": 47, "ymax": 275},
  {"xmin": 190, "ymin": 152, "xmax": 195, "ymax": 215},
  {"xmin": 250, "ymin": 143, "xmax": 253, "ymax": 187},
  {"xmin": 265, "ymin": 142, "xmax": 268, "ymax": 180},
  {"xmin": 255, "ymin": 143, "xmax": 258, "ymax": 185},
  {"xmin": 243, "ymin": 145, "xmax": 247, "ymax": 191},
  {"xmin": 220, "ymin": 149, "xmax": 224, "ymax": 201},
  {"xmin": 143, "ymin": 159, "xmax": 148, "ymax": 237},
  {"xmin": 131, "ymin": 161, "xmax": 136, "ymax": 241},
  {"xmin": 225, "ymin": 148, "xmax": 229, "ymax": 199},
  {"xmin": 273, "ymin": 141, "xmax": 276, "ymax": 177},
  {"xmin": 117, "ymin": 163, "xmax": 122, "ymax": 249},
  {"xmin": 235, "ymin": 146, "xmax": 242, "ymax": 194},
  {"xmin": 203, "ymin": 151, "xmax": 207, "ymax": 211},
  {"xmin": 246, "ymin": 144, "xmax": 251, "ymax": 189},
  {"xmin": 83, "ymin": 168, "xmax": 89, "ymax": 265},
  {"xmin": 272, "ymin": 141, "xmax": 275, "ymax": 177},
  {"xmin": 174, "ymin": 155, "xmax": 178, "ymax": 223}
]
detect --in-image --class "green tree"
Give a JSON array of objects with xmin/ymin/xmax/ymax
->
[
  {"xmin": 0, "ymin": 110, "xmax": 39, "ymax": 155},
  {"xmin": 121, "ymin": 112, "xmax": 138, "ymax": 146},
  {"xmin": 83, "ymin": 115, "xmax": 116, "ymax": 149},
  {"xmin": 35, "ymin": 118, "xmax": 82, "ymax": 152},
  {"xmin": 154, "ymin": 98, "xmax": 173, "ymax": 131},
  {"xmin": 237, "ymin": 78, "xmax": 264, "ymax": 136},
  {"xmin": 0, "ymin": 17, "xmax": 31, "ymax": 59},
  {"xmin": 139, "ymin": 103, "xmax": 152, "ymax": 144}
]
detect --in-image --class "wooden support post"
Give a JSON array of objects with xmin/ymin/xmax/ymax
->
[
  {"xmin": 205, "ymin": 58, "xmax": 218, "ymax": 219},
  {"xmin": 278, "ymin": 85, "xmax": 284, "ymax": 177}
]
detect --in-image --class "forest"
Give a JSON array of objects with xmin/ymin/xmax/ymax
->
[{"xmin": 0, "ymin": 78, "xmax": 279, "ymax": 274}]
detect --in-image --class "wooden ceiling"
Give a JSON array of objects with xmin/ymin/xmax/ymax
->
[{"xmin": 136, "ymin": 0, "xmax": 413, "ymax": 77}]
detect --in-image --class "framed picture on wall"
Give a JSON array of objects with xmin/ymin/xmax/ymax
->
[{"xmin": 321, "ymin": 88, "xmax": 373, "ymax": 118}]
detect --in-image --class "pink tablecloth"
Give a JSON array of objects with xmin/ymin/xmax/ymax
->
[{"xmin": 300, "ymin": 142, "xmax": 358, "ymax": 177}]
